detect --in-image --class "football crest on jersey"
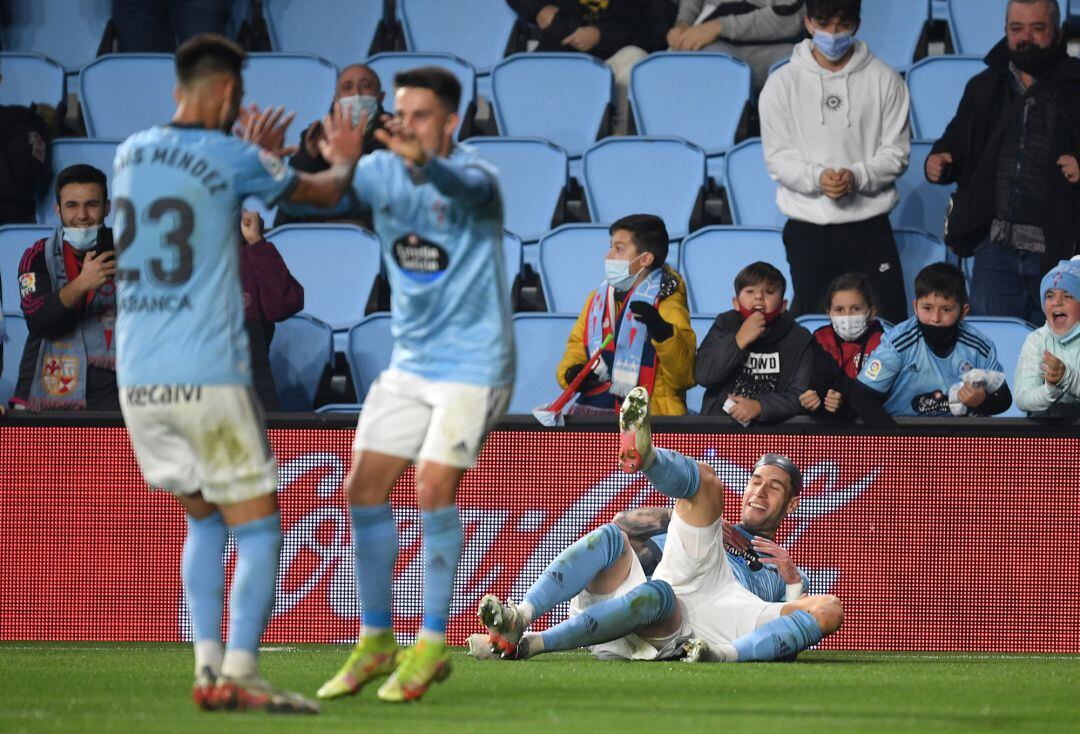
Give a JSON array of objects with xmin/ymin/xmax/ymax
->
[
  {"xmin": 392, "ymin": 233, "xmax": 449, "ymax": 282},
  {"xmin": 865, "ymin": 358, "xmax": 883, "ymax": 380},
  {"xmin": 19, "ymin": 272, "xmax": 36, "ymax": 297},
  {"xmin": 258, "ymin": 149, "xmax": 287, "ymax": 181}
]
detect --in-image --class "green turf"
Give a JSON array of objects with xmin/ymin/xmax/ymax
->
[{"xmin": 1, "ymin": 644, "xmax": 1078, "ymax": 734}]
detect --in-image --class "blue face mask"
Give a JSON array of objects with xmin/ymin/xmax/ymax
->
[
  {"xmin": 604, "ymin": 254, "xmax": 643, "ymax": 292},
  {"xmin": 63, "ymin": 226, "xmax": 100, "ymax": 252},
  {"xmin": 813, "ymin": 29, "xmax": 854, "ymax": 61},
  {"xmin": 338, "ymin": 94, "xmax": 380, "ymax": 132}
]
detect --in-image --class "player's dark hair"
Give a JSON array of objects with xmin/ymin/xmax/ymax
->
[
  {"xmin": 610, "ymin": 214, "xmax": 669, "ymax": 269},
  {"xmin": 175, "ymin": 33, "xmax": 245, "ymax": 87},
  {"xmin": 735, "ymin": 262, "xmax": 786, "ymax": 295},
  {"xmin": 755, "ymin": 453, "xmax": 803, "ymax": 497},
  {"xmin": 821, "ymin": 272, "xmax": 876, "ymax": 312},
  {"xmin": 55, "ymin": 164, "xmax": 108, "ymax": 204},
  {"xmin": 914, "ymin": 263, "xmax": 968, "ymax": 305},
  {"xmin": 394, "ymin": 66, "xmax": 461, "ymax": 112},
  {"xmin": 806, "ymin": 0, "xmax": 862, "ymax": 23}
]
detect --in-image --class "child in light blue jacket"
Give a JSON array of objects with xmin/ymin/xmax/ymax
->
[{"xmin": 1015, "ymin": 258, "xmax": 1080, "ymax": 418}]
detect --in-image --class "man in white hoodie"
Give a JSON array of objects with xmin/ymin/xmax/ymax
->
[{"xmin": 758, "ymin": 0, "xmax": 910, "ymax": 325}]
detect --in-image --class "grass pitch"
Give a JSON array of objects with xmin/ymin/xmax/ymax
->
[{"xmin": 1, "ymin": 644, "xmax": 1077, "ymax": 734}]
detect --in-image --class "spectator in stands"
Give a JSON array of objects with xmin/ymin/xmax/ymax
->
[
  {"xmin": 695, "ymin": 261, "xmax": 811, "ymax": 423},
  {"xmin": 239, "ymin": 209, "xmax": 304, "ymax": 412},
  {"xmin": 0, "ymin": 76, "xmax": 50, "ymax": 225},
  {"xmin": 1014, "ymin": 257, "xmax": 1080, "ymax": 418},
  {"xmin": 925, "ymin": 0, "xmax": 1080, "ymax": 324},
  {"xmin": 12, "ymin": 165, "xmax": 117, "ymax": 412},
  {"xmin": 800, "ymin": 272, "xmax": 884, "ymax": 421},
  {"xmin": 667, "ymin": 0, "xmax": 807, "ymax": 95},
  {"xmin": 759, "ymin": 0, "xmax": 910, "ymax": 325},
  {"xmin": 112, "ymin": 0, "xmax": 230, "ymax": 52},
  {"xmin": 849, "ymin": 263, "xmax": 1012, "ymax": 424},
  {"xmin": 556, "ymin": 214, "xmax": 695, "ymax": 416},
  {"xmin": 507, "ymin": 0, "xmax": 676, "ymax": 134}
]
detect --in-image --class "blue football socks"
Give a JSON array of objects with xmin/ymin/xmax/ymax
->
[
  {"xmin": 420, "ymin": 506, "xmax": 463, "ymax": 638},
  {"xmin": 732, "ymin": 610, "xmax": 824, "ymax": 661},
  {"xmin": 644, "ymin": 448, "xmax": 701, "ymax": 499},
  {"xmin": 538, "ymin": 579, "xmax": 676, "ymax": 653},
  {"xmin": 225, "ymin": 513, "xmax": 282, "ymax": 673},
  {"xmin": 182, "ymin": 512, "xmax": 227, "ymax": 647},
  {"xmin": 350, "ymin": 503, "xmax": 399, "ymax": 635},
  {"xmin": 522, "ymin": 523, "xmax": 626, "ymax": 622}
]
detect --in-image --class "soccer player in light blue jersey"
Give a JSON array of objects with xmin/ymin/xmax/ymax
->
[
  {"xmin": 315, "ymin": 67, "xmax": 513, "ymax": 704},
  {"xmin": 112, "ymin": 34, "xmax": 364, "ymax": 714}
]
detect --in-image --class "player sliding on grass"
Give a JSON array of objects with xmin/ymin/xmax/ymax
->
[
  {"xmin": 315, "ymin": 66, "xmax": 513, "ymax": 703},
  {"xmin": 477, "ymin": 387, "xmax": 843, "ymax": 662}
]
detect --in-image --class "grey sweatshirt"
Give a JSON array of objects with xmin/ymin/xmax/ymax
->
[{"xmin": 676, "ymin": 0, "xmax": 806, "ymax": 43}]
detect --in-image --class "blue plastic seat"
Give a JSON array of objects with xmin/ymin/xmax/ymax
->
[
  {"xmin": 80, "ymin": 54, "xmax": 175, "ymax": 138},
  {"xmin": 366, "ymin": 52, "xmax": 478, "ymax": 140},
  {"xmin": 37, "ymin": 139, "xmax": 121, "ymax": 226},
  {"xmin": 582, "ymin": 137, "xmax": 707, "ymax": 240},
  {"xmin": 509, "ymin": 313, "xmax": 578, "ymax": 414},
  {"xmin": 1, "ymin": 314, "xmax": 28, "ymax": 406},
  {"xmin": 0, "ymin": 226, "xmax": 52, "ymax": 314},
  {"xmin": 858, "ymin": 0, "xmax": 930, "ymax": 73},
  {"xmin": 244, "ymin": 53, "xmax": 338, "ymax": 147},
  {"xmin": 265, "ymin": 0, "xmax": 385, "ymax": 68},
  {"xmin": 265, "ymin": 224, "xmax": 382, "ymax": 354},
  {"xmin": 0, "ymin": 0, "xmax": 110, "ymax": 73},
  {"xmin": 503, "ymin": 231, "xmax": 523, "ymax": 293},
  {"xmin": 0, "ymin": 53, "xmax": 65, "ymax": 108},
  {"xmin": 268, "ymin": 314, "xmax": 334, "ymax": 411},
  {"xmin": 949, "ymin": 0, "xmax": 1067, "ymax": 56},
  {"xmin": 398, "ymin": 0, "xmax": 518, "ymax": 100},
  {"xmin": 907, "ymin": 56, "xmax": 986, "ymax": 140},
  {"xmin": 347, "ymin": 312, "xmax": 394, "ymax": 402},
  {"xmin": 963, "ymin": 316, "xmax": 1036, "ymax": 418},
  {"xmin": 680, "ymin": 227, "xmax": 793, "ymax": 313},
  {"xmin": 685, "ymin": 314, "xmax": 717, "ymax": 414},
  {"xmin": 894, "ymin": 229, "xmax": 948, "ymax": 317},
  {"xmin": 470, "ymin": 137, "xmax": 567, "ymax": 242},
  {"xmin": 724, "ymin": 139, "xmax": 783, "ymax": 228},
  {"xmin": 891, "ymin": 140, "xmax": 954, "ymax": 239},
  {"xmin": 537, "ymin": 224, "xmax": 611, "ymax": 313},
  {"xmin": 630, "ymin": 52, "xmax": 751, "ymax": 184}
]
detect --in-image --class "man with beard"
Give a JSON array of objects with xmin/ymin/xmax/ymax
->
[{"xmin": 926, "ymin": 0, "xmax": 1080, "ymax": 323}]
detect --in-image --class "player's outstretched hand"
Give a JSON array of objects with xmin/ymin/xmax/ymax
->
[
  {"xmin": 239, "ymin": 103, "xmax": 297, "ymax": 159},
  {"xmin": 319, "ymin": 101, "xmax": 365, "ymax": 167},
  {"xmin": 751, "ymin": 536, "xmax": 801, "ymax": 584},
  {"xmin": 374, "ymin": 116, "xmax": 429, "ymax": 168}
]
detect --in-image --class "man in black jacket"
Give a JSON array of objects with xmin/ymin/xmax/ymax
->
[
  {"xmin": 0, "ymin": 97, "xmax": 50, "ymax": 225},
  {"xmin": 926, "ymin": 0, "xmax": 1080, "ymax": 325}
]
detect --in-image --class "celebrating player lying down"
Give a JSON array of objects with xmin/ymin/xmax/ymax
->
[{"xmin": 476, "ymin": 387, "xmax": 843, "ymax": 663}]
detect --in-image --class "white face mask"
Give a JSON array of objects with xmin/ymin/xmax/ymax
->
[
  {"xmin": 337, "ymin": 94, "xmax": 379, "ymax": 132},
  {"xmin": 604, "ymin": 254, "xmax": 644, "ymax": 292},
  {"xmin": 63, "ymin": 226, "xmax": 100, "ymax": 252},
  {"xmin": 831, "ymin": 313, "xmax": 868, "ymax": 341}
]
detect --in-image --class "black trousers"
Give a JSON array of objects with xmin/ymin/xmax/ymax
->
[{"xmin": 782, "ymin": 214, "xmax": 908, "ymax": 324}]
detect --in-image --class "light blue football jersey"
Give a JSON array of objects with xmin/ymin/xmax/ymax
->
[
  {"xmin": 857, "ymin": 317, "xmax": 1005, "ymax": 416},
  {"xmin": 112, "ymin": 125, "xmax": 296, "ymax": 387},
  {"xmin": 353, "ymin": 145, "xmax": 514, "ymax": 388}
]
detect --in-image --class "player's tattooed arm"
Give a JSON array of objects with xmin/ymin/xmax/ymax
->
[{"xmin": 612, "ymin": 507, "xmax": 672, "ymax": 546}]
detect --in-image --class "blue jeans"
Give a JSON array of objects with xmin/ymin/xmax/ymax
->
[
  {"xmin": 969, "ymin": 240, "xmax": 1045, "ymax": 326},
  {"xmin": 113, "ymin": 0, "xmax": 230, "ymax": 52}
]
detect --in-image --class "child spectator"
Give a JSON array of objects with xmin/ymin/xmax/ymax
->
[
  {"xmin": 695, "ymin": 262, "xmax": 812, "ymax": 424},
  {"xmin": 1014, "ymin": 258, "xmax": 1080, "ymax": 418},
  {"xmin": 850, "ymin": 263, "xmax": 1012, "ymax": 425},
  {"xmin": 800, "ymin": 272, "xmax": 885, "ymax": 421}
]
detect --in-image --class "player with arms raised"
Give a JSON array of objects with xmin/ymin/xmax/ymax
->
[{"xmin": 112, "ymin": 34, "xmax": 363, "ymax": 714}]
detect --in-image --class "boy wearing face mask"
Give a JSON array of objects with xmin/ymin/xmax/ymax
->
[
  {"xmin": 1014, "ymin": 257, "xmax": 1080, "ymax": 417},
  {"xmin": 556, "ymin": 214, "xmax": 696, "ymax": 416},
  {"xmin": 12, "ymin": 165, "xmax": 118, "ymax": 411},
  {"xmin": 758, "ymin": 0, "xmax": 910, "ymax": 325},
  {"xmin": 695, "ymin": 262, "xmax": 812, "ymax": 423},
  {"xmin": 850, "ymin": 263, "xmax": 1012, "ymax": 425}
]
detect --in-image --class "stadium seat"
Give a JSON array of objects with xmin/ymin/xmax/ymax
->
[
  {"xmin": 907, "ymin": 56, "xmax": 986, "ymax": 140},
  {"xmin": 265, "ymin": 224, "xmax": 381, "ymax": 354},
  {"xmin": 963, "ymin": 316, "xmax": 1036, "ymax": 418},
  {"xmin": 503, "ymin": 231, "xmax": 523, "ymax": 295},
  {"xmin": 314, "ymin": 403, "xmax": 361, "ymax": 413},
  {"xmin": 685, "ymin": 314, "xmax": 717, "ymax": 414},
  {"xmin": 537, "ymin": 224, "xmax": 611, "ymax": 313},
  {"xmin": 932, "ymin": 0, "xmax": 948, "ymax": 19},
  {"xmin": 0, "ymin": 225, "xmax": 52, "ymax": 315},
  {"xmin": 629, "ymin": 52, "xmax": 751, "ymax": 184},
  {"xmin": 491, "ymin": 53, "xmax": 613, "ymax": 177},
  {"xmin": 0, "ymin": 53, "xmax": 65, "ymax": 108},
  {"xmin": 581, "ymin": 137, "xmax": 706, "ymax": 240},
  {"xmin": 469, "ymin": 137, "xmax": 568, "ymax": 243},
  {"xmin": 268, "ymin": 314, "xmax": 334, "ymax": 411},
  {"xmin": 37, "ymin": 139, "xmax": 121, "ymax": 226},
  {"xmin": 366, "ymin": 53, "xmax": 477, "ymax": 139},
  {"xmin": 949, "ymin": 0, "xmax": 1067, "ymax": 56},
  {"xmin": 724, "ymin": 138, "xmax": 783, "ymax": 228},
  {"xmin": 858, "ymin": 0, "xmax": 929, "ymax": 73},
  {"xmin": 894, "ymin": 229, "xmax": 949, "ymax": 317},
  {"xmin": 265, "ymin": 0, "xmax": 386, "ymax": 69},
  {"xmin": 347, "ymin": 312, "xmax": 394, "ymax": 401},
  {"xmin": 80, "ymin": 55, "xmax": 175, "ymax": 138},
  {"xmin": 679, "ymin": 227, "xmax": 793, "ymax": 313},
  {"xmin": 244, "ymin": 53, "xmax": 338, "ymax": 147},
  {"xmin": 397, "ymin": 0, "xmax": 519, "ymax": 100},
  {"xmin": 0, "ymin": 0, "xmax": 110, "ymax": 73},
  {"xmin": 509, "ymin": 313, "xmax": 577, "ymax": 414},
  {"xmin": 0, "ymin": 314, "xmax": 28, "ymax": 406},
  {"xmin": 891, "ymin": 140, "xmax": 953, "ymax": 239}
]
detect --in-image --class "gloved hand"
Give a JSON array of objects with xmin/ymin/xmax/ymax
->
[
  {"xmin": 565, "ymin": 363, "xmax": 604, "ymax": 394},
  {"xmin": 628, "ymin": 301, "xmax": 674, "ymax": 342}
]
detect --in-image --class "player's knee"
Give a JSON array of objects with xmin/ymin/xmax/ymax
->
[
  {"xmin": 812, "ymin": 595, "xmax": 844, "ymax": 635},
  {"xmin": 586, "ymin": 523, "xmax": 628, "ymax": 567},
  {"xmin": 415, "ymin": 475, "xmax": 456, "ymax": 510},
  {"xmin": 695, "ymin": 462, "xmax": 723, "ymax": 502},
  {"xmin": 631, "ymin": 579, "xmax": 677, "ymax": 626}
]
